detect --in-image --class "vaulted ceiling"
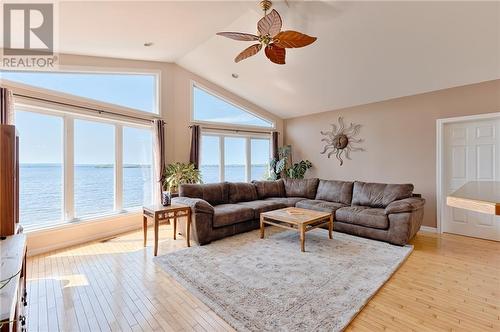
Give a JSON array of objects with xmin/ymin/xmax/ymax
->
[{"xmin": 56, "ymin": 1, "xmax": 500, "ymax": 118}]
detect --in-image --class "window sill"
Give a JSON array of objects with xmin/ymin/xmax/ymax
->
[{"xmin": 23, "ymin": 209, "xmax": 143, "ymax": 235}]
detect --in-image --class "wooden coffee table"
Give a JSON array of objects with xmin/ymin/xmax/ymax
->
[{"xmin": 260, "ymin": 207, "xmax": 333, "ymax": 252}]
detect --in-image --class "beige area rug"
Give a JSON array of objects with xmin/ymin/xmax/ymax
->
[{"xmin": 155, "ymin": 229, "xmax": 412, "ymax": 332}]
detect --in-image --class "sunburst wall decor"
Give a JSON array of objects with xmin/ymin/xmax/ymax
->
[{"xmin": 320, "ymin": 117, "xmax": 364, "ymax": 166}]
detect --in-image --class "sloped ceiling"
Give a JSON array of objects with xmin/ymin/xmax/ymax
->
[{"xmin": 57, "ymin": 1, "xmax": 500, "ymax": 118}]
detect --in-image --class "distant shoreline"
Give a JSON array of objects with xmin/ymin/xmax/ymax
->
[
  {"xmin": 20, "ymin": 164, "xmax": 268, "ymax": 168},
  {"xmin": 20, "ymin": 164, "xmax": 151, "ymax": 168}
]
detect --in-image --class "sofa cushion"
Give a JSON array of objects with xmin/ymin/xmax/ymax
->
[
  {"xmin": 213, "ymin": 204, "xmax": 254, "ymax": 228},
  {"xmin": 265, "ymin": 197, "xmax": 308, "ymax": 207},
  {"xmin": 283, "ymin": 178, "xmax": 319, "ymax": 199},
  {"xmin": 296, "ymin": 199, "xmax": 347, "ymax": 213},
  {"xmin": 335, "ymin": 206, "xmax": 389, "ymax": 229},
  {"xmin": 237, "ymin": 200, "xmax": 287, "ymax": 219},
  {"xmin": 252, "ymin": 180, "xmax": 285, "ymax": 199},
  {"xmin": 315, "ymin": 180, "xmax": 354, "ymax": 205},
  {"xmin": 351, "ymin": 181, "xmax": 414, "ymax": 208},
  {"xmin": 228, "ymin": 182, "xmax": 258, "ymax": 203},
  {"xmin": 179, "ymin": 182, "xmax": 229, "ymax": 206}
]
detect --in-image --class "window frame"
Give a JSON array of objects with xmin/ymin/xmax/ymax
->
[
  {"xmin": 190, "ymin": 81, "xmax": 275, "ymax": 130},
  {"xmin": 2, "ymin": 67, "xmax": 162, "ymax": 118},
  {"xmin": 200, "ymin": 129, "xmax": 271, "ymax": 183},
  {"xmin": 15, "ymin": 103, "xmax": 155, "ymax": 230}
]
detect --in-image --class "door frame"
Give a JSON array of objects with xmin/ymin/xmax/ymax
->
[{"xmin": 436, "ymin": 112, "xmax": 500, "ymax": 234}]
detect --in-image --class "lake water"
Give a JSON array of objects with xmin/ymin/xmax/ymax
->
[
  {"xmin": 19, "ymin": 164, "xmax": 268, "ymax": 227},
  {"xmin": 19, "ymin": 164, "xmax": 152, "ymax": 227}
]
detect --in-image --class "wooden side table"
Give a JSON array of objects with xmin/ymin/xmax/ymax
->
[{"xmin": 142, "ymin": 204, "xmax": 192, "ymax": 256}]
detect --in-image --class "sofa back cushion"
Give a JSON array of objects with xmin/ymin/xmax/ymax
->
[
  {"xmin": 179, "ymin": 182, "xmax": 229, "ymax": 206},
  {"xmin": 252, "ymin": 180, "xmax": 285, "ymax": 199},
  {"xmin": 352, "ymin": 181, "xmax": 414, "ymax": 208},
  {"xmin": 315, "ymin": 180, "xmax": 354, "ymax": 205},
  {"xmin": 228, "ymin": 182, "xmax": 258, "ymax": 203},
  {"xmin": 283, "ymin": 178, "xmax": 319, "ymax": 199}
]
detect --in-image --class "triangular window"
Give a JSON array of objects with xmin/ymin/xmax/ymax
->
[{"xmin": 192, "ymin": 85, "xmax": 273, "ymax": 128}]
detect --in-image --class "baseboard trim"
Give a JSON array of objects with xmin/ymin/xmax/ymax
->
[
  {"xmin": 27, "ymin": 223, "xmax": 142, "ymax": 257},
  {"xmin": 419, "ymin": 226, "xmax": 438, "ymax": 233}
]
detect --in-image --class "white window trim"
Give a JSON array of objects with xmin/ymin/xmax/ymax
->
[
  {"xmin": 200, "ymin": 130, "xmax": 272, "ymax": 183},
  {"xmin": 2, "ymin": 66, "xmax": 161, "ymax": 119},
  {"xmin": 190, "ymin": 80, "xmax": 276, "ymax": 130},
  {"xmin": 16, "ymin": 103, "xmax": 155, "ymax": 231}
]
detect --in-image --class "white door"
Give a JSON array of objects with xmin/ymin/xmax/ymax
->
[{"xmin": 443, "ymin": 117, "xmax": 500, "ymax": 241}]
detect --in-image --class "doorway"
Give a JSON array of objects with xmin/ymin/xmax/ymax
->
[{"xmin": 437, "ymin": 113, "xmax": 500, "ymax": 241}]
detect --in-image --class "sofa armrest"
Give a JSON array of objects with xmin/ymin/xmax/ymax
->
[
  {"xmin": 385, "ymin": 197, "xmax": 425, "ymax": 215},
  {"xmin": 172, "ymin": 197, "xmax": 214, "ymax": 215},
  {"xmin": 172, "ymin": 197, "xmax": 214, "ymax": 245}
]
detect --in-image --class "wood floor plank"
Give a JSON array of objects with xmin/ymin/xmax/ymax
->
[{"xmin": 26, "ymin": 226, "xmax": 499, "ymax": 331}]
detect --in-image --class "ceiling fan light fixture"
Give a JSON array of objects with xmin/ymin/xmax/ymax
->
[{"xmin": 216, "ymin": 1, "xmax": 317, "ymax": 65}]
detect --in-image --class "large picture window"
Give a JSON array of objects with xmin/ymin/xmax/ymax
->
[
  {"xmin": 16, "ymin": 111, "xmax": 64, "ymax": 227},
  {"xmin": 251, "ymin": 138, "xmax": 271, "ymax": 181},
  {"xmin": 14, "ymin": 107, "xmax": 154, "ymax": 229},
  {"xmin": 224, "ymin": 137, "xmax": 246, "ymax": 182},
  {"xmin": 123, "ymin": 126, "xmax": 153, "ymax": 208},
  {"xmin": 74, "ymin": 119, "xmax": 115, "ymax": 218},
  {"xmin": 200, "ymin": 135, "xmax": 220, "ymax": 183},
  {"xmin": 200, "ymin": 132, "xmax": 271, "ymax": 183}
]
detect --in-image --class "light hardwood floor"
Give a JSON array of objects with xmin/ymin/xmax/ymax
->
[{"xmin": 26, "ymin": 225, "xmax": 500, "ymax": 332}]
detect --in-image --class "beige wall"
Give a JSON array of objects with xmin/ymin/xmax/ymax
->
[
  {"xmin": 284, "ymin": 80, "xmax": 500, "ymax": 228},
  {"xmin": 22, "ymin": 54, "xmax": 283, "ymax": 255}
]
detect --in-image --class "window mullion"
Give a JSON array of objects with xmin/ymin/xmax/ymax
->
[
  {"xmin": 245, "ymin": 137, "xmax": 251, "ymax": 182},
  {"xmin": 219, "ymin": 136, "xmax": 225, "ymax": 182},
  {"xmin": 115, "ymin": 125, "xmax": 123, "ymax": 212},
  {"xmin": 64, "ymin": 116, "xmax": 75, "ymax": 222}
]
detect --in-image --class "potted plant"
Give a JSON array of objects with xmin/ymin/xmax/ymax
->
[
  {"xmin": 268, "ymin": 145, "xmax": 312, "ymax": 180},
  {"xmin": 162, "ymin": 162, "xmax": 202, "ymax": 205}
]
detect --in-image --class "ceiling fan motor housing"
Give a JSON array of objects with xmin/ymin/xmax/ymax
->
[{"xmin": 260, "ymin": 0, "xmax": 273, "ymax": 12}]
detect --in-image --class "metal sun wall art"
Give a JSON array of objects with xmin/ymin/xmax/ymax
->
[{"xmin": 320, "ymin": 117, "xmax": 364, "ymax": 166}]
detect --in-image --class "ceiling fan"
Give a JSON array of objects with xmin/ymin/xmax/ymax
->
[{"xmin": 216, "ymin": 0, "xmax": 317, "ymax": 65}]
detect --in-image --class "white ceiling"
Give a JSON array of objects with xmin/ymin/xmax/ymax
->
[{"xmin": 57, "ymin": 1, "xmax": 500, "ymax": 118}]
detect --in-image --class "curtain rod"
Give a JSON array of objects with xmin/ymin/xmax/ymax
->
[
  {"xmin": 13, "ymin": 93, "xmax": 156, "ymax": 124},
  {"xmin": 189, "ymin": 125, "xmax": 278, "ymax": 135}
]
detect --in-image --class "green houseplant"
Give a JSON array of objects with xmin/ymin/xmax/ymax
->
[
  {"xmin": 286, "ymin": 160, "xmax": 312, "ymax": 179},
  {"xmin": 163, "ymin": 162, "xmax": 202, "ymax": 194},
  {"xmin": 268, "ymin": 145, "xmax": 312, "ymax": 180}
]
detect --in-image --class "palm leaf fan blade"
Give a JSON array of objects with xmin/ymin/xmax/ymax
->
[
  {"xmin": 235, "ymin": 43, "xmax": 262, "ymax": 63},
  {"xmin": 216, "ymin": 32, "xmax": 259, "ymax": 41},
  {"xmin": 257, "ymin": 9, "xmax": 282, "ymax": 37},
  {"xmin": 273, "ymin": 30, "xmax": 317, "ymax": 48},
  {"xmin": 265, "ymin": 45, "xmax": 286, "ymax": 64}
]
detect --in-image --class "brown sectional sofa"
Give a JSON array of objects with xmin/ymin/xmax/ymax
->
[{"xmin": 172, "ymin": 178, "xmax": 425, "ymax": 246}]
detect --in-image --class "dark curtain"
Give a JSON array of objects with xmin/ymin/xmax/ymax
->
[
  {"xmin": 271, "ymin": 131, "xmax": 279, "ymax": 160},
  {"xmin": 0, "ymin": 87, "xmax": 14, "ymax": 125},
  {"xmin": 189, "ymin": 125, "xmax": 200, "ymax": 169},
  {"xmin": 153, "ymin": 119, "xmax": 166, "ymax": 203}
]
